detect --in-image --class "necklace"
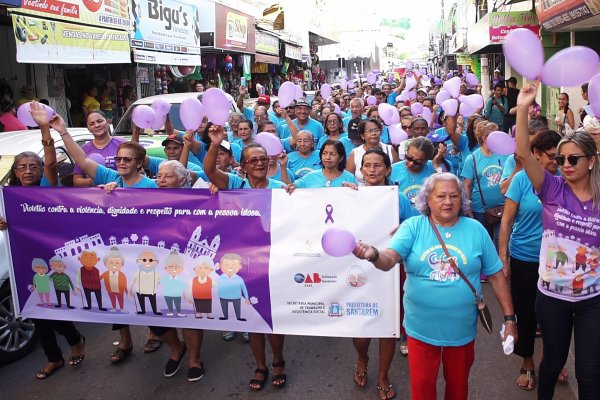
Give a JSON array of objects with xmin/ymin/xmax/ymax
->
[{"xmin": 437, "ymin": 225, "xmax": 452, "ymax": 239}]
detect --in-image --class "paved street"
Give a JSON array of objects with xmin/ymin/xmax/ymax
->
[{"xmin": 1, "ymin": 285, "xmax": 577, "ymax": 400}]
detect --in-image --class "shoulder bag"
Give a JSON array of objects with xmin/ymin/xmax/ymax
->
[
  {"xmin": 473, "ymin": 156, "xmax": 504, "ymax": 225},
  {"xmin": 429, "ymin": 217, "xmax": 493, "ymax": 334}
]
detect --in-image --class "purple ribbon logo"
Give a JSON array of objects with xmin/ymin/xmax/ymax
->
[{"xmin": 324, "ymin": 204, "xmax": 334, "ymax": 224}]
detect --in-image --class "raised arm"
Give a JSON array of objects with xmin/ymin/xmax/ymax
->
[
  {"xmin": 515, "ymin": 81, "xmax": 544, "ymax": 192},
  {"xmin": 50, "ymin": 115, "xmax": 99, "ymax": 180},
  {"xmin": 236, "ymin": 86, "xmax": 247, "ymax": 111},
  {"xmin": 30, "ymin": 102, "xmax": 58, "ymax": 186},
  {"xmin": 202, "ymin": 125, "xmax": 230, "ymax": 189},
  {"xmin": 281, "ymin": 109, "xmax": 300, "ymax": 147}
]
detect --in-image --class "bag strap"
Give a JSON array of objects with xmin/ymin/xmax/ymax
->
[
  {"xmin": 472, "ymin": 156, "xmax": 487, "ymax": 208},
  {"xmin": 428, "ymin": 216, "xmax": 480, "ymax": 302}
]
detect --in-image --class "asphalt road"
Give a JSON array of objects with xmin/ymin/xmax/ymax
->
[{"xmin": 1, "ymin": 285, "xmax": 577, "ymax": 400}]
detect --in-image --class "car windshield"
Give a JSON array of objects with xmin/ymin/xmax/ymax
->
[{"xmin": 113, "ymin": 104, "xmax": 185, "ymax": 136}]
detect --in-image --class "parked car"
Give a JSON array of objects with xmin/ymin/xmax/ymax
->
[{"xmin": 0, "ymin": 128, "xmax": 93, "ymax": 364}]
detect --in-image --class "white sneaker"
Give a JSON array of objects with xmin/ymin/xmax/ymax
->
[
  {"xmin": 178, "ymin": 313, "xmax": 186, "ymax": 317},
  {"xmin": 166, "ymin": 312, "xmax": 174, "ymax": 316}
]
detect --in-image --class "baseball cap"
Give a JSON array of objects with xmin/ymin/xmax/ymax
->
[
  {"xmin": 417, "ymin": 89, "xmax": 427, "ymax": 95},
  {"xmin": 161, "ymin": 134, "xmax": 184, "ymax": 146},
  {"xmin": 347, "ymin": 117, "xmax": 362, "ymax": 141},
  {"xmin": 257, "ymin": 95, "xmax": 270, "ymax": 104},
  {"xmin": 219, "ymin": 140, "xmax": 233, "ymax": 154},
  {"xmin": 295, "ymin": 98, "xmax": 310, "ymax": 108},
  {"xmin": 427, "ymin": 129, "xmax": 449, "ymax": 143}
]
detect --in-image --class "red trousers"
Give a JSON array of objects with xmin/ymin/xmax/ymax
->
[{"xmin": 407, "ymin": 336, "xmax": 475, "ymax": 400}]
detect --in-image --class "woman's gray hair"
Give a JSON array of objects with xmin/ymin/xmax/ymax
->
[
  {"xmin": 414, "ymin": 173, "xmax": 471, "ymax": 216},
  {"xmin": 103, "ymin": 246, "xmax": 124, "ymax": 265},
  {"xmin": 31, "ymin": 258, "xmax": 48, "ymax": 272},
  {"xmin": 159, "ymin": 160, "xmax": 191, "ymax": 187}
]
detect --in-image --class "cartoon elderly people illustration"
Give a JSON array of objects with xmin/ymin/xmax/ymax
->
[
  {"xmin": 100, "ymin": 247, "xmax": 129, "ymax": 313},
  {"xmin": 216, "ymin": 253, "xmax": 250, "ymax": 321},
  {"xmin": 163, "ymin": 250, "xmax": 186, "ymax": 317},
  {"xmin": 190, "ymin": 256, "xmax": 217, "ymax": 319},
  {"xmin": 76, "ymin": 250, "xmax": 107, "ymax": 311},
  {"xmin": 130, "ymin": 249, "xmax": 162, "ymax": 315},
  {"xmin": 32, "ymin": 258, "xmax": 51, "ymax": 307},
  {"xmin": 48, "ymin": 256, "xmax": 75, "ymax": 309}
]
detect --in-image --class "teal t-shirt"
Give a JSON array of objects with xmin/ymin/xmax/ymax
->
[
  {"xmin": 227, "ymin": 173, "xmax": 285, "ymax": 189},
  {"xmin": 399, "ymin": 191, "xmax": 419, "ymax": 223},
  {"xmin": 269, "ymin": 165, "xmax": 295, "ymax": 183},
  {"xmin": 505, "ymin": 170, "xmax": 543, "ymax": 262},
  {"xmin": 388, "ymin": 215, "xmax": 502, "ymax": 346},
  {"xmin": 279, "ymin": 118, "xmax": 324, "ymax": 142},
  {"xmin": 460, "ymin": 149, "xmax": 507, "ymax": 212},
  {"xmin": 500, "ymin": 154, "xmax": 516, "ymax": 182},
  {"xmin": 316, "ymin": 133, "xmax": 349, "ymax": 150},
  {"xmin": 389, "ymin": 160, "xmax": 436, "ymax": 206},
  {"xmin": 93, "ymin": 165, "xmax": 157, "ymax": 188},
  {"xmin": 287, "ymin": 150, "xmax": 321, "ymax": 179},
  {"xmin": 294, "ymin": 169, "xmax": 358, "ymax": 188}
]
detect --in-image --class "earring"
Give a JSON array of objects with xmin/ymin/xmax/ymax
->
[{"xmin": 590, "ymin": 165, "xmax": 593, "ymax": 170}]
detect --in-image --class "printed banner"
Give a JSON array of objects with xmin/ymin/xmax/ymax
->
[
  {"xmin": 16, "ymin": 0, "xmax": 132, "ymax": 30},
  {"xmin": 214, "ymin": 3, "xmax": 254, "ymax": 53},
  {"xmin": 255, "ymin": 30, "xmax": 279, "ymax": 55},
  {"xmin": 1, "ymin": 186, "xmax": 400, "ymax": 338},
  {"xmin": 12, "ymin": 14, "xmax": 131, "ymax": 64},
  {"xmin": 535, "ymin": 0, "xmax": 599, "ymax": 31},
  {"xmin": 131, "ymin": 0, "xmax": 200, "ymax": 55},
  {"xmin": 488, "ymin": 11, "xmax": 540, "ymax": 43}
]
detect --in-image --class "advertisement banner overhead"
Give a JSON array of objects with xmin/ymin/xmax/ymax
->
[
  {"xmin": 131, "ymin": 0, "xmax": 200, "ymax": 55},
  {"xmin": 535, "ymin": 0, "xmax": 599, "ymax": 31},
  {"xmin": 2, "ymin": 186, "xmax": 399, "ymax": 337},
  {"xmin": 16, "ymin": 0, "xmax": 131, "ymax": 30},
  {"xmin": 255, "ymin": 30, "xmax": 279, "ymax": 55},
  {"xmin": 12, "ymin": 14, "xmax": 131, "ymax": 64},
  {"xmin": 133, "ymin": 48, "xmax": 200, "ymax": 65},
  {"xmin": 284, "ymin": 43, "xmax": 301, "ymax": 60},
  {"xmin": 214, "ymin": 3, "xmax": 255, "ymax": 53}
]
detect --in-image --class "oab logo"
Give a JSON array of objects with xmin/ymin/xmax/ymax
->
[{"xmin": 294, "ymin": 273, "xmax": 322, "ymax": 285}]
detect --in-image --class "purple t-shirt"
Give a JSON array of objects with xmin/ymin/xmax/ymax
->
[
  {"xmin": 537, "ymin": 170, "xmax": 600, "ymax": 302},
  {"xmin": 73, "ymin": 137, "xmax": 125, "ymax": 176}
]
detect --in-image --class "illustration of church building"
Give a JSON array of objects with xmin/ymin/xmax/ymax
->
[
  {"xmin": 184, "ymin": 226, "xmax": 220, "ymax": 260},
  {"xmin": 54, "ymin": 234, "xmax": 105, "ymax": 258}
]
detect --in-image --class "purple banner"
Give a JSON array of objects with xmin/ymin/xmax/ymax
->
[{"xmin": 2, "ymin": 187, "xmax": 274, "ymax": 333}]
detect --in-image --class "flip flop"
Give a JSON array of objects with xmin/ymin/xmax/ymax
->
[
  {"xmin": 517, "ymin": 369, "xmax": 536, "ymax": 391},
  {"xmin": 353, "ymin": 364, "xmax": 368, "ymax": 388},
  {"xmin": 377, "ymin": 383, "xmax": 396, "ymax": 399},
  {"xmin": 36, "ymin": 358, "xmax": 64, "ymax": 380},
  {"xmin": 144, "ymin": 338, "xmax": 162, "ymax": 353},
  {"xmin": 110, "ymin": 346, "xmax": 133, "ymax": 364}
]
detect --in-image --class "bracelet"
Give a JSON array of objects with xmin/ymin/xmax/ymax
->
[
  {"xmin": 503, "ymin": 314, "xmax": 517, "ymax": 322},
  {"xmin": 504, "ymin": 320, "xmax": 517, "ymax": 326},
  {"xmin": 367, "ymin": 246, "xmax": 379, "ymax": 263},
  {"xmin": 41, "ymin": 138, "xmax": 54, "ymax": 146},
  {"xmin": 59, "ymin": 132, "xmax": 68, "ymax": 137}
]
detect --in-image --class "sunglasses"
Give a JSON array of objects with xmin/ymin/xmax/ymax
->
[
  {"xmin": 554, "ymin": 155, "xmax": 590, "ymax": 166},
  {"xmin": 541, "ymin": 151, "xmax": 556, "ymax": 160},
  {"xmin": 138, "ymin": 258, "xmax": 156, "ymax": 263},
  {"xmin": 405, "ymin": 154, "xmax": 426, "ymax": 166},
  {"xmin": 115, "ymin": 156, "xmax": 136, "ymax": 163},
  {"xmin": 245, "ymin": 157, "xmax": 269, "ymax": 165}
]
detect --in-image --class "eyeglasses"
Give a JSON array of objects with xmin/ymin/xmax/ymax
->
[
  {"xmin": 245, "ymin": 157, "xmax": 269, "ymax": 165},
  {"xmin": 286, "ymin": 107, "xmax": 294, "ymax": 110},
  {"xmin": 402, "ymin": 125, "xmax": 411, "ymax": 130},
  {"xmin": 327, "ymin": 120, "xmax": 340, "ymax": 124},
  {"xmin": 115, "ymin": 156, "xmax": 136, "ymax": 163},
  {"xmin": 541, "ymin": 151, "xmax": 556, "ymax": 160},
  {"xmin": 554, "ymin": 155, "xmax": 591, "ymax": 166},
  {"xmin": 138, "ymin": 258, "xmax": 156, "ymax": 263},
  {"xmin": 365, "ymin": 128, "xmax": 381, "ymax": 134},
  {"xmin": 15, "ymin": 164, "xmax": 41, "ymax": 172},
  {"xmin": 405, "ymin": 154, "xmax": 426, "ymax": 166}
]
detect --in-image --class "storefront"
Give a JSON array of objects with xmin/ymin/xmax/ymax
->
[
  {"xmin": 281, "ymin": 40, "xmax": 303, "ymax": 87},
  {"xmin": 253, "ymin": 29, "xmax": 280, "ymax": 95}
]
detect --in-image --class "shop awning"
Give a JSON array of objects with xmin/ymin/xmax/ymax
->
[
  {"xmin": 255, "ymin": 53, "xmax": 279, "ymax": 64},
  {"xmin": 468, "ymin": 11, "xmax": 540, "ymax": 55},
  {"xmin": 535, "ymin": 0, "xmax": 600, "ymax": 31},
  {"xmin": 11, "ymin": 14, "xmax": 131, "ymax": 64}
]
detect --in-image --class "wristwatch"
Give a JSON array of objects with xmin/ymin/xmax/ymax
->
[
  {"xmin": 367, "ymin": 246, "xmax": 380, "ymax": 263},
  {"xmin": 503, "ymin": 314, "xmax": 517, "ymax": 323}
]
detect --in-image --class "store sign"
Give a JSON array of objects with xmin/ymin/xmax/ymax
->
[
  {"xmin": 535, "ymin": 0, "xmax": 598, "ymax": 31},
  {"xmin": 456, "ymin": 54, "xmax": 472, "ymax": 65},
  {"xmin": 16, "ymin": 0, "xmax": 131, "ymax": 30},
  {"xmin": 214, "ymin": 3, "xmax": 254, "ymax": 53},
  {"xmin": 285, "ymin": 43, "xmax": 301, "ymax": 60},
  {"xmin": 255, "ymin": 30, "xmax": 279, "ymax": 55},
  {"xmin": 130, "ymin": 0, "xmax": 199, "ymax": 55},
  {"xmin": 12, "ymin": 14, "xmax": 131, "ymax": 64},
  {"xmin": 489, "ymin": 11, "xmax": 540, "ymax": 43},
  {"xmin": 133, "ymin": 48, "xmax": 200, "ymax": 66}
]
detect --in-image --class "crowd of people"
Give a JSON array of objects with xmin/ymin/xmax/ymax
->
[{"xmin": 2, "ymin": 67, "xmax": 600, "ymax": 400}]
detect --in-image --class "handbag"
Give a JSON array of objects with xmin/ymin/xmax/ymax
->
[
  {"xmin": 429, "ymin": 217, "xmax": 494, "ymax": 334},
  {"xmin": 473, "ymin": 156, "xmax": 504, "ymax": 225}
]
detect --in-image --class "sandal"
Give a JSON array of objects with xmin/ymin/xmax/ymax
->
[
  {"xmin": 517, "ymin": 369, "xmax": 536, "ymax": 391},
  {"xmin": 144, "ymin": 338, "xmax": 163, "ymax": 353},
  {"xmin": 221, "ymin": 332, "xmax": 236, "ymax": 342},
  {"xmin": 354, "ymin": 364, "xmax": 368, "ymax": 388},
  {"xmin": 377, "ymin": 384, "xmax": 396, "ymax": 399},
  {"xmin": 110, "ymin": 346, "xmax": 133, "ymax": 364},
  {"xmin": 249, "ymin": 368, "xmax": 269, "ymax": 391},
  {"xmin": 558, "ymin": 368, "xmax": 569, "ymax": 383},
  {"xmin": 272, "ymin": 361, "xmax": 287, "ymax": 389},
  {"xmin": 69, "ymin": 336, "xmax": 85, "ymax": 366},
  {"xmin": 36, "ymin": 358, "xmax": 64, "ymax": 380}
]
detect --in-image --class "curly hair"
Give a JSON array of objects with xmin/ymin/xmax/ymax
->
[{"xmin": 414, "ymin": 173, "xmax": 471, "ymax": 216}]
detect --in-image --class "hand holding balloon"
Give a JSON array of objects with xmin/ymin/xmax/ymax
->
[{"xmin": 322, "ymin": 228, "xmax": 357, "ymax": 257}]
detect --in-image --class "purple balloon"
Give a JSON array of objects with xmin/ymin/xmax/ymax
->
[
  {"xmin": 388, "ymin": 123, "xmax": 409, "ymax": 144},
  {"xmin": 441, "ymin": 99, "xmax": 458, "ymax": 117},
  {"xmin": 503, "ymin": 28, "xmax": 544, "ymax": 81},
  {"xmin": 388, "ymin": 75, "xmax": 394, "ymax": 83},
  {"xmin": 421, "ymin": 107, "xmax": 433, "ymax": 126},
  {"xmin": 443, "ymin": 77, "xmax": 462, "ymax": 99},
  {"xmin": 465, "ymin": 73, "xmax": 479, "ymax": 87},
  {"xmin": 278, "ymin": 81, "xmax": 296, "ymax": 108},
  {"xmin": 339, "ymin": 79, "xmax": 348, "ymax": 90},
  {"xmin": 151, "ymin": 113, "xmax": 167, "ymax": 130},
  {"xmin": 131, "ymin": 105, "xmax": 156, "ymax": 129},
  {"xmin": 203, "ymin": 88, "xmax": 230, "ymax": 125},
  {"xmin": 255, "ymin": 132, "xmax": 283, "ymax": 156},
  {"xmin": 367, "ymin": 73, "xmax": 377, "ymax": 85},
  {"xmin": 347, "ymin": 80, "xmax": 356, "ymax": 89},
  {"xmin": 411, "ymin": 102, "xmax": 424, "ymax": 116},
  {"xmin": 459, "ymin": 103, "xmax": 478, "ymax": 118},
  {"xmin": 321, "ymin": 227, "xmax": 356, "ymax": 257},
  {"xmin": 408, "ymin": 91, "xmax": 417, "ymax": 101},
  {"xmin": 542, "ymin": 46, "xmax": 600, "ymax": 88},
  {"xmin": 372, "ymin": 69, "xmax": 381, "ymax": 75},
  {"xmin": 179, "ymin": 98, "xmax": 204, "ymax": 131},
  {"xmin": 88, "ymin": 153, "xmax": 106, "ymax": 166},
  {"xmin": 366, "ymin": 95, "xmax": 377, "ymax": 106},
  {"xmin": 436, "ymin": 90, "xmax": 451, "ymax": 105},
  {"xmin": 16, "ymin": 102, "xmax": 55, "ymax": 128},
  {"xmin": 398, "ymin": 90, "xmax": 410, "ymax": 102},
  {"xmin": 460, "ymin": 94, "xmax": 484, "ymax": 109},
  {"xmin": 589, "ymin": 74, "xmax": 600, "ymax": 118},
  {"xmin": 378, "ymin": 103, "xmax": 396, "ymax": 126},
  {"xmin": 390, "ymin": 108, "xmax": 400, "ymax": 125},
  {"xmin": 321, "ymin": 83, "xmax": 332, "ymax": 99},
  {"xmin": 151, "ymin": 99, "xmax": 171, "ymax": 116},
  {"xmin": 295, "ymin": 85, "xmax": 304, "ymax": 100},
  {"xmin": 405, "ymin": 76, "xmax": 417, "ymax": 91},
  {"xmin": 406, "ymin": 61, "xmax": 414, "ymax": 70},
  {"xmin": 333, "ymin": 104, "xmax": 341, "ymax": 115},
  {"xmin": 487, "ymin": 131, "xmax": 516, "ymax": 155}
]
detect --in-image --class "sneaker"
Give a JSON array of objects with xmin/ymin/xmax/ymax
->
[
  {"xmin": 166, "ymin": 312, "xmax": 174, "ymax": 317},
  {"xmin": 178, "ymin": 313, "xmax": 186, "ymax": 317},
  {"xmin": 187, "ymin": 364, "xmax": 205, "ymax": 382}
]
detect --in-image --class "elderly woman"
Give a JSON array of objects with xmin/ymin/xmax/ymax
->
[
  {"xmin": 354, "ymin": 173, "xmax": 516, "ymax": 400},
  {"xmin": 287, "ymin": 130, "xmax": 321, "ymax": 179},
  {"xmin": 317, "ymin": 112, "xmax": 347, "ymax": 149}
]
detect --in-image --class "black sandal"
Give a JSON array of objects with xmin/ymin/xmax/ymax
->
[
  {"xmin": 272, "ymin": 361, "xmax": 287, "ymax": 389},
  {"xmin": 36, "ymin": 358, "xmax": 64, "ymax": 380},
  {"xmin": 249, "ymin": 368, "xmax": 269, "ymax": 391},
  {"xmin": 110, "ymin": 346, "xmax": 133, "ymax": 364},
  {"xmin": 69, "ymin": 336, "xmax": 85, "ymax": 366}
]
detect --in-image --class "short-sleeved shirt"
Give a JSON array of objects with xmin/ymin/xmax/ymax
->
[
  {"xmin": 288, "ymin": 150, "xmax": 321, "ymax": 179},
  {"xmin": 342, "ymin": 114, "xmax": 366, "ymax": 130},
  {"xmin": 279, "ymin": 118, "xmax": 324, "ymax": 142},
  {"xmin": 390, "ymin": 160, "xmax": 436, "ymax": 206},
  {"xmin": 537, "ymin": 170, "xmax": 600, "ymax": 302},
  {"xmin": 269, "ymin": 165, "xmax": 295, "ymax": 183},
  {"xmin": 500, "ymin": 154, "xmax": 517, "ymax": 182},
  {"xmin": 505, "ymin": 170, "xmax": 543, "ymax": 262},
  {"xmin": 93, "ymin": 164, "xmax": 157, "ymax": 188},
  {"xmin": 460, "ymin": 149, "xmax": 507, "ymax": 213},
  {"xmin": 388, "ymin": 215, "xmax": 502, "ymax": 346},
  {"xmin": 316, "ymin": 133, "xmax": 349, "ymax": 150},
  {"xmin": 399, "ymin": 191, "xmax": 419, "ymax": 223},
  {"xmin": 83, "ymin": 96, "xmax": 101, "ymax": 112},
  {"xmin": 73, "ymin": 137, "xmax": 125, "ymax": 175},
  {"xmin": 484, "ymin": 96, "xmax": 508, "ymax": 127},
  {"xmin": 227, "ymin": 173, "xmax": 285, "ymax": 190},
  {"xmin": 294, "ymin": 169, "xmax": 358, "ymax": 188}
]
